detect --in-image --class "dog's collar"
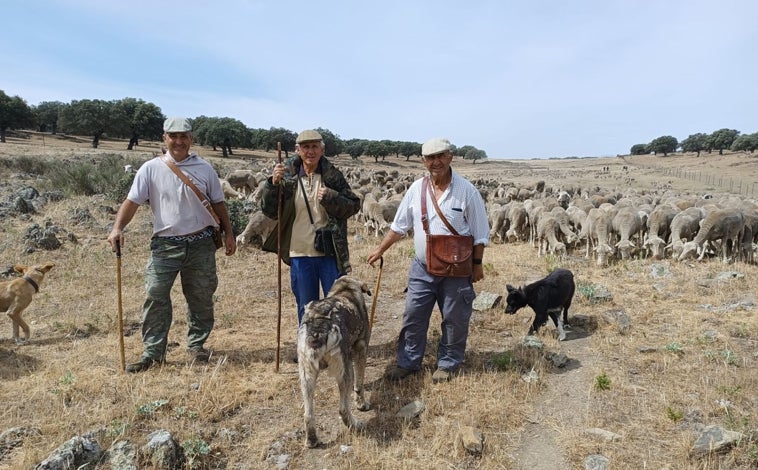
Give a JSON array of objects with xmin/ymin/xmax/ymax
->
[{"xmin": 23, "ymin": 275, "xmax": 39, "ymax": 293}]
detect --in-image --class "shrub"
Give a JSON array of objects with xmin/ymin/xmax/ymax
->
[
  {"xmin": 225, "ymin": 199, "xmax": 248, "ymax": 236},
  {"xmin": 594, "ymin": 372, "xmax": 611, "ymax": 391},
  {"xmin": 182, "ymin": 437, "xmax": 211, "ymax": 469},
  {"xmin": 666, "ymin": 406, "xmax": 684, "ymax": 421},
  {"xmin": 44, "ymin": 154, "xmax": 141, "ymax": 199}
]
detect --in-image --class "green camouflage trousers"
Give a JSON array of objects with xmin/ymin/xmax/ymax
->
[{"xmin": 140, "ymin": 235, "xmax": 218, "ymax": 360}]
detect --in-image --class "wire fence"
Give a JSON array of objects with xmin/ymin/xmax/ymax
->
[{"xmin": 660, "ymin": 167, "xmax": 757, "ymax": 197}]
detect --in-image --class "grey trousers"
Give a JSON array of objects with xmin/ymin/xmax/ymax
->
[
  {"xmin": 396, "ymin": 257, "xmax": 476, "ymax": 371},
  {"xmin": 140, "ymin": 235, "xmax": 218, "ymax": 360}
]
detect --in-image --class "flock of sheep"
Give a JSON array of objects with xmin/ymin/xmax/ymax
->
[{"xmin": 218, "ymin": 163, "xmax": 758, "ymax": 266}]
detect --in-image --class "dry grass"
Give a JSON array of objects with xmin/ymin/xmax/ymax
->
[{"xmin": 0, "ymin": 134, "xmax": 757, "ymax": 469}]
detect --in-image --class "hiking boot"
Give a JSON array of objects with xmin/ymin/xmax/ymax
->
[
  {"xmin": 385, "ymin": 366, "xmax": 417, "ymax": 382},
  {"xmin": 432, "ymin": 368, "xmax": 454, "ymax": 383},
  {"xmin": 126, "ymin": 356, "xmax": 160, "ymax": 373},
  {"xmin": 188, "ymin": 347, "xmax": 211, "ymax": 363}
]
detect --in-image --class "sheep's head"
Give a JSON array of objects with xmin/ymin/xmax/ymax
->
[
  {"xmin": 677, "ymin": 241, "xmax": 698, "ymax": 261},
  {"xmin": 595, "ymin": 243, "xmax": 614, "ymax": 266}
]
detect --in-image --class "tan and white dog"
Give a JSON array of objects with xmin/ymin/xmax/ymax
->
[
  {"xmin": 297, "ymin": 275, "xmax": 372, "ymax": 448},
  {"xmin": 1, "ymin": 262, "xmax": 55, "ymax": 343}
]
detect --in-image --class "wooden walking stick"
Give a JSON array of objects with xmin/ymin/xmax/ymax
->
[
  {"xmin": 116, "ymin": 244, "xmax": 126, "ymax": 372},
  {"xmin": 370, "ymin": 256, "xmax": 383, "ymax": 330},
  {"xmin": 275, "ymin": 141, "xmax": 283, "ymax": 372}
]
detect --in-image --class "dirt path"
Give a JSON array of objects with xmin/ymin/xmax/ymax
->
[{"xmin": 512, "ymin": 329, "xmax": 595, "ymax": 469}]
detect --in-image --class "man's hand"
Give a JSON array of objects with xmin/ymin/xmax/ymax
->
[{"xmin": 272, "ymin": 163, "xmax": 285, "ymax": 185}]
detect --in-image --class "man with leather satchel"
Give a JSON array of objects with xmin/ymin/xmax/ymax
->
[
  {"xmin": 108, "ymin": 117, "xmax": 236, "ymax": 373},
  {"xmin": 261, "ymin": 129, "xmax": 360, "ymax": 327},
  {"xmin": 367, "ymin": 137, "xmax": 489, "ymax": 383}
]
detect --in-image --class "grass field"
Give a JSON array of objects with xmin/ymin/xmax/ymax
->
[{"xmin": 0, "ymin": 133, "xmax": 756, "ymax": 469}]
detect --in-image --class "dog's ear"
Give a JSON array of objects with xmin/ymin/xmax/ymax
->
[
  {"xmin": 506, "ymin": 284, "xmax": 516, "ymax": 293},
  {"xmin": 14, "ymin": 264, "xmax": 27, "ymax": 274},
  {"xmin": 41, "ymin": 262, "xmax": 56, "ymax": 272}
]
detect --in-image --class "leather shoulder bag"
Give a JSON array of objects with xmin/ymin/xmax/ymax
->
[{"xmin": 421, "ymin": 176, "xmax": 473, "ymax": 277}]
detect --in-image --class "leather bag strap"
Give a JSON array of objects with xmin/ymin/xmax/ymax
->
[
  {"xmin": 421, "ymin": 176, "xmax": 459, "ymax": 236},
  {"xmin": 297, "ymin": 174, "xmax": 316, "ymax": 225},
  {"xmin": 161, "ymin": 155, "xmax": 220, "ymax": 225}
]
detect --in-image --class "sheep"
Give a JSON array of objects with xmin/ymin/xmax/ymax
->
[
  {"xmin": 556, "ymin": 190, "xmax": 571, "ymax": 209},
  {"xmin": 505, "ymin": 202, "xmax": 529, "ymax": 242},
  {"xmin": 549, "ymin": 206, "xmax": 579, "ymax": 247},
  {"xmin": 220, "ymin": 178, "xmax": 243, "ymax": 200},
  {"xmin": 535, "ymin": 213, "xmax": 567, "ymax": 258},
  {"xmin": 666, "ymin": 207, "xmax": 706, "ymax": 259},
  {"xmin": 363, "ymin": 198, "xmax": 399, "ymax": 238},
  {"xmin": 642, "ymin": 204, "xmax": 679, "ymax": 259},
  {"xmin": 582, "ymin": 208, "xmax": 614, "ymax": 266},
  {"xmin": 236, "ymin": 211, "xmax": 276, "ymax": 248},
  {"xmin": 612, "ymin": 206, "xmax": 644, "ymax": 260},
  {"xmin": 226, "ymin": 169, "xmax": 258, "ymax": 195},
  {"xmin": 565, "ymin": 205, "xmax": 588, "ymax": 236},
  {"xmin": 678, "ymin": 208, "xmax": 745, "ymax": 262},
  {"xmin": 489, "ymin": 205, "xmax": 509, "ymax": 243}
]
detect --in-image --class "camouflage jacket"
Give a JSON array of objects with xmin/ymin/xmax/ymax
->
[{"xmin": 261, "ymin": 155, "xmax": 360, "ymax": 275}]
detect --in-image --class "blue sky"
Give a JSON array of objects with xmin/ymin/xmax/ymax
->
[{"xmin": 2, "ymin": 1, "xmax": 756, "ymax": 159}]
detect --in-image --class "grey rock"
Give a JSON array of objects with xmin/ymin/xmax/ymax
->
[
  {"xmin": 459, "ymin": 425, "xmax": 484, "ymax": 454},
  {"xmin": 473, "ymin": 292, "xmax": 502, "ymax": 311},
  {"xmin": 34, "ymin": 435, "xmax": 102, "ymax": 470},
  {"xmin": 522, "ymin": 335, "xmax": 543, "ymax": 349},
  {"xmin": 585, "ymin": 285, "xmax": 613, "ymax": 303},
  {"xmin": 140, "ymin": 430, "xmax": 183, "ymax": 469},
  {"xmin": 396, "ymin": 400, "xmax": 425, "ymax": 420},
  {"xmin": 649, "ymin": 263, "xmax": 671, "ymax": 278},
  {"xmin": 546, "ymin": 351, "xmax": 569, "ymax": 368},
  {"xmin": 584, "ymin": 454, "xmax": 610, "ymax": 470},
  {"xmin": 715, "ymin": 271, "xmax": 743, "ymax": 281},
  {"xmin": 584, "ymin": 427, "xmax": 622, "ymax": 442},
  {"xmin": 690, "ymin": 425, "xmax": 744, "ymax": 456},
  {"xmin": 602, "ymin": 309, "xmax": 631, "ymax": 335},
  {"xmin": 100, "ymin": 440, "xmax": 137, "ymax": 470}
]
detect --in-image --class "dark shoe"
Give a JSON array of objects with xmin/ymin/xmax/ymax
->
[
  {"xmin": 126, "ymin": 357, "xmax": 159, "ymax": 373},
  {"xmin": 188, "ymin": 347, "xmax": 210, "ymax": 363},
  {"xmin": 432, "ymin": 368, "xmax": 454, "ymax": 383},
  {"xmin": 385, "ymin": 366, "xmax": 416, "ymax": 382}
]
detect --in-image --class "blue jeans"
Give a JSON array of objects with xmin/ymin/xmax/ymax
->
[
  {"xmin": 290, "ymin": 256, "xmax": 340, "ymax": 324},
  {"xmin": 397, "ymin": 257, "xmax": 476, "ymax": 371}
]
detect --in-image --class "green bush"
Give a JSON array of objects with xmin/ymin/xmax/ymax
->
[
  {"xmin": 44, "ymin": 154, "xmax": 141, "ymax": 200},
  {"xmin": 3, "ymin": 155, "xmax": 52, "ymax": 175},
  {"xmin": 225, "ymin": 199, "xmax": 248, "ymax": 236},
  {"xmin": 594, "ymin": 372, "xmax": 611, "ymax": 391}
]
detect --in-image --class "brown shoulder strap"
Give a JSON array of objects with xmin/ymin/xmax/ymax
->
[
  {"xmin": 421, "ymin": 176, "xmax": 459, "ymax": 236},
  {"xmin": 161, "ymin": 155, "xmax": 220, "ymax": 224}
]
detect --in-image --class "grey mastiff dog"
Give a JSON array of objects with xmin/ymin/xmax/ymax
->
[{"xmin": 297, "ymin": 275, "xmax": 372, "ymax": 448}]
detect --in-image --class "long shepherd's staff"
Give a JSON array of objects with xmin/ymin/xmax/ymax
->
[
  {"xmin": 370, "ymin": 256, "xmax": 383, "ymax": 330},
  {"xmin": 275, "ymin": 142, "xmax": 283, "ymax": 372},
  {"xmin": 116, "ymin": 244, "xmax": 126, "ymax": 372}
]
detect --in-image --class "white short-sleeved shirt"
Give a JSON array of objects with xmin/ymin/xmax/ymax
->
[
  {"xmin": 126, "ymin": 152, "xmax": 225, "ymax": 237},
  {"xmin": 391, "ymin": 170, "xmax": 490, "ymax": 262}
]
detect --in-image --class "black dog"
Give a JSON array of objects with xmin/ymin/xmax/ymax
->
[{"xmin": 505, "ymin": 268, "xmax": 575, "ymax": 340}]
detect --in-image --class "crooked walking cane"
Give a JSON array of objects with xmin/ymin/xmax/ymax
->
[
  {"xmin": 370, "ymin": 256, "xmax": 384, "ymax": 330},
  {"xmin": 116, "ymin": 244, "xmax": 126, "ymax": 372},
  {"xmin": 275, "ymin": 142, "xmax": 283, "ymax": 372}
]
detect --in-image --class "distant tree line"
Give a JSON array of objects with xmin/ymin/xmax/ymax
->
[
  {"xmin": 631, "ymin": 128, "xmax": 758, "ymax": 158},
  {"xmin": 0, "ymin": 90, "xmax": 488, "ymax": 162}
]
